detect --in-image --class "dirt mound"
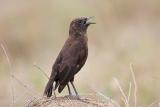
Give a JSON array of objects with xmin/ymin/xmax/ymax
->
[{"xmin": 27, "ymin": 94, "xmax": 119, "ymax": 107}]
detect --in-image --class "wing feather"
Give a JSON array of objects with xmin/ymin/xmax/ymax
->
[{"xmin": 57, "ymin": 41, "xmax": 81, "ymax": 92}]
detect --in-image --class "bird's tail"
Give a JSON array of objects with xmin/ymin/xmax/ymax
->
[
  {"xmin": 43, "ymin": 79, "xmax": 54, "ymax": 97},
  {"xmin": 58, "ymin": 84, "xmax": 66, "ymax": 93},
  {"xmin": 43, "ymin": 72, "xmax": 57, "ymax": 97}
]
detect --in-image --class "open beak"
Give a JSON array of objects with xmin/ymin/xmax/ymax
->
[{"xmin": 86, "ymin": 16, "xmax": 96, "ymax": 25}]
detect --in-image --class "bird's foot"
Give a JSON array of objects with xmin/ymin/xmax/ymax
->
[
  {"xmin": 65, "ymin": 95, "xmax": 81, "ymax": 100},
  {"xmin": 53, "ymin": 91, "xmax": 57, "ymax": 99},
  {"xmin": 50, "ymin": 95, "xmax": 56, "ymax": 100}
]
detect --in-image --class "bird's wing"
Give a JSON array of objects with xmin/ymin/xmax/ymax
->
[
  {"xmin": 75, "ymin": 47, "xmax": 88, "ymax": 74},
  {"xmin": 58, "ymin": 41, "xmax": 82, "ymax": 93},
  {"xmin": 53, "ymin": 52, "xmax": 62, "ymax": 71}
]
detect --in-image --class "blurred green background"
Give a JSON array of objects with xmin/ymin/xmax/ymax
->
[{"xmin": 0, "ymin": 0, "xmax": 160, "ymax": 106}]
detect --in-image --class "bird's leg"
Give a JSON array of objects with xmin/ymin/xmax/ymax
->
[
  {"xmin": 53, "ymin": 90, "xmax": 56, "ymax": 98},
  {"xmin": 53, "ymin": 83, "xmax": 56, "ymax": 98},
  {"xmin": 67, "ymin": 84, "xmax": 72, "ymax": 96},
  {"xmin": 70, "ymin": 82, "xmax": 80, "ymax": 99}
]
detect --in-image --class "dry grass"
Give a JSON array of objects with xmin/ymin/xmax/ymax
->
[
  {"xmin": 2, "ymin": 42, "xmax": 160, "ymax": 107},
  {"xmin": 33, "ymin": 64, "xmax": 49, "ymax": 79},
  {"xmin": 113, "ymin": 63, "xmax": 137, "ymax": 107},
  {"xmin": 113, "ymin": 63, "xmax": 160, "ymax": 107},
  {"xmin": 1, "ymin": 41, "xmax": 39, "ymax": 106},
  {"xmin": 1, "ymin": 42, "xmax": 14, "ymax": 107},
  {"xmin": 1, "ymin": 41, "xmax": 119, "ymax": 107}
]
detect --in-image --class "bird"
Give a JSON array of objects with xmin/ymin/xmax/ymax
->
[{"xmin": 43, "ymin": 17, "xmax": 95, "ymax": 98}]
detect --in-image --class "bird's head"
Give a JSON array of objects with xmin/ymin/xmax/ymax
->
[{"xmin": 69, "ymin": 17, "xmax": 95, "ymax": 36}]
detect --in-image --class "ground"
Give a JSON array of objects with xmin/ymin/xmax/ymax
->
[{"xmin": 27, "ymin": 94, "xmax": 119, "ymax": 107}]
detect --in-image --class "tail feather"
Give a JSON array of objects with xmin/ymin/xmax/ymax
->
[
  {"xmin": 58, "ymin": 84, "xmax": 66, "ymax": 93},
  {"xmin": 44, "ymin": 72, "xmax": 57, "ymax": 97},
  {"xmin": 44, "ymin": 80, "xmax": 54, "ymax": 97}
]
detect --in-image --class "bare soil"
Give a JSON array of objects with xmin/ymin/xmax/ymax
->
[{"xmin": 27, "ymin": 94, "xmax": 119, "ymax": 107}]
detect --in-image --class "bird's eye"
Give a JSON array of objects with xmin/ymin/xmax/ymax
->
[
  {"xmin": 78, "ymin": 20, "xmax": 85, "ymax": 25},
  {"xmin": 78, "ymin": 20, "xmax": 82, "ymax": 24}
]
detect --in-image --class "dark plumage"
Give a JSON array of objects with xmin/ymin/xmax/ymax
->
[{"xmin": 44, "ymin": 17, "xmax": 95, "ymax": 98}]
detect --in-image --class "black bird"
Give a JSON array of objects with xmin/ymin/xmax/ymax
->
[{"xmin": 44, "ymin": 17, "xmax": 95, "ymax": 98}]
